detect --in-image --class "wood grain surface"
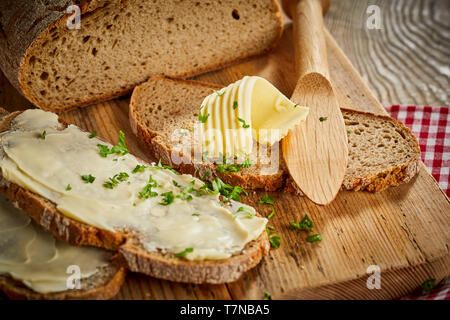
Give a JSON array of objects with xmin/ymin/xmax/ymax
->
[
  {"xmin": 0, "ymin": 1, "xmax": 449, "ymax": 300},
  {"xmin": 325, "ymin": 0, "xmax": 449, "ymax": 107}
]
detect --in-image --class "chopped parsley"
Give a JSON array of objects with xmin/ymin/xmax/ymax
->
[
  {"xmin": 268, "ymin": 209, "xmax": 275, "ymax": 219},
  {"xmin": 159, "ymin": 191, "xmax": 175, "ymax": 205},
  {"xmin": 264, "ymin": 291, "xmax": 272, "ymax": 300},
  {"xmin": 132, "ymin": 164, "xmax": 147, "ymax": 174},
  {"xmin": 238, "ymin": 117, "xmax": 250, "ymax": 128},
  {"xmin": 176, "ymin": 186, "xmax": 194, "ymax": 201},
  {"xmin": 294, "ymin": 104, "xmax": 299, "ymax": 108},
  {"xmin": 103, "ymin": 172, "xmax": 129, "ymax": 189},
  {"xmin": 41, "ymin": 131, "xmax": 46, "ymax": 140},
  {"xmin": 154, "ymin": 159, "xmax": 179, "ymax": 175},
  {"xmin": 319, "ymin": 116, "xmax": 328, "ymax": 122},
  {"xmin": 97, "ymin": 130, "xmax": 129, "ymax": 157},
  {"xmin": 138, "ymin": 175, "xmax": 161, "ymax": 199},
  {"xmin": 421, "ymin": 279, "xmax": 436, "ymax": 293},
  {"xmin": 235, "ymin": 206, "xmax": 254, "ymax": 219},
  {"xmin": 266, "ymin": 226, "xmax": 281, "ymax": 248},
  {"xmin": 306, "ymin": 234, "xmax": 322, "ymax": 242},
  {"xmin": 175, "ymin": 247, "xmax": 194, "ymax": 258},
  {"xmin": 66, "ymin": 184, "xmax": 72, "ymax": 191},
  {"xmin": 233, "ymin": 101, "xmax": 238, "ymax": 109},
  {"xmin": 81, "ymin": 174, "xmax": 95, "ymax": 183},
  {"xmin": 203, "ymin": 177, "xmax": 247, "ymax": 201},
  {"xmin": 212, "ymin": 89, "xmax": 224, "ymax": 96},
  {"xmin": 172, "ymin": 180, "xmax": 182, "ymax": 188},
  {"xmin": 290, "ymin": 214, "xmax": 314, "ymax": 232},
  {"xmin": 216, "ymin": 157, "xmax": 251, "ymax": 173},
  {"xmin": 259, "ymin": 194, "xmax": 274, "ymax": 205},
  {"xmin": 89, "ymin": 131, "xmax": 97, "ymax": 139},
  {"xmin": 192, "ymin": 213, "xmax": 200, "ymax": 217},
  {"xmin": 198, "ymin": 108, "xmax": 210, "ymax": 123},
  {"xmin": 347, "ymin": 130, "xmax": 351, "ymax": 134},
  {"xmin": 290, "ymin": 214, "xmax": 321, "ymax": 242},
  {"xmin": 269, "ymin": 235, "xmax": 281, "ymax": 248},
  {"xmin": 202, "ymin": 171, "xmax": 211, "ymax": 180}
]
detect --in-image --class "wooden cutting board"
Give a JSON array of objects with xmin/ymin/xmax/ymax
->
[{"xmin": 1, "ymin": 25, "xmax": 449, "ymax": 300}]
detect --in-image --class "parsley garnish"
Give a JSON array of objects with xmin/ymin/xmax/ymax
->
[
  {"xmin": 132, "ymin": 164, "xmax": 147, "ymax": 174},
  {"xmin": 319, "ymin": 116, "xmax": 328, "ymax": 122},
  {"xmin": 192, "ymin": 213, "xmax": 200, "ymax": 217},
  {"xmin": 172, "ymin": 180, "xmax": 182, "ymax": 188},
  {"xmin": 212, "ymin": 89, "xmax": 224, "ymax": 96},
  {"xmin": 41, "ymin": 131, "xmax": 46, "ymax": 140},
  {"xmin": 268, "ymin": 209, "xmax": 275, "ymax": 219},
  {"xmin": 216, "ymin": 157, "xmax": 251, "ymax": 173},
  {"xmin": 266, "ymin": 226, "xmax": 281, "ymax": 248},
  {"xmin": 138, "ymin": 175, "xmax": 161, "ymax": 199},
  {"xmin": 160, "ymin": 191, "xmax": 175, "ymax": 205},
  {"xmin": 264, "ymin": 291, "xmax": 272, "ymax": 300},
  {"xmin": 269, "ymin": 235, "xmax": 281, "ymax": 248},
  {"xmin": 259, "ymin": 194, "xmax": 274, "ymax": 205},
  {"xmin": 81, "ymin": 174, "xmax": 95, "ymax": 183},
  {"xmin": 174, "ymin": 247, "xmax": 194, "ymax": 258},
  {"xmin": 306, "ymin": 234, "xmax": 322, "ymax": 242},
  {"xmin": 154, "ymin": 159, "xmax": 179, "ymax": 174},
  {"xmin": 347, "ymin": 130, "xmax": 351, "ymax": 134},
  {"xmin": 421, "ymin": 279, "xmax": 436, "ymax": 293},
  {"xmin": 103, "ymin": 172, "xmax": 129, "ymax": 189},
  {"xmin": 290, "ymin": 214, "xmax": 314, "ymax": 232},
  {"xmin": 203, "ymin": 177, "xmax": 247, "ymax": 201},
  {"xmin": 238, "ymin": 117, "xmax": 250, "ymax": 128},
  {"xmin": 202, "ymin": 171, "xmax": 211, "ymax": 180},
  {"xmin": 198, "ymin": 108, "xmax": 210, "ymax": 123},
  {"xmin": 89, "ymin": 131, "xmax": 97, "ymax": 139},
  {"xmin": 97, "ymin": 130, "xmax": 129, "ymax": 157},
  {"xmin": 235, "ymin": 206, "xmax": 254, "ymax": 219},
  {"xmin": 66, "ymin": 184, "xmax": 72, "ymax": 191},
  {"xmin": 233, "ymin": 101, "xmax": 238, "ymax": 109},
  {"xmin": 176, "ymin": 186, "xmax": 194, "ymax": 201}
]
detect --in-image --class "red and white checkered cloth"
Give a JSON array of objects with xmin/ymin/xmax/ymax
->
[
  {"xmin": 386, "ymin": 105, "xmax": 449, "ymax": 300},
  {"xmin": 386, "ymin": 105, "xmax": 449, "ymax": 197}
]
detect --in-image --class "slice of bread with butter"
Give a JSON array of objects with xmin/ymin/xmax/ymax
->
[
  {"xmin": 0, "ymin": 108, "xmax": 269, "ymax": 284},
  {"xmin": 0, "ymin": 193, "xmax": 126, "ymax": 300},
  {"xmin": 129, "ymin": 76, "xmax": 421, "ymax": 193}
]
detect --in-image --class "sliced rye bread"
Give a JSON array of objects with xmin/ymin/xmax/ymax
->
[
  {"xmin": 0, "ymin": 0, "xmax": 282, "ymax": 112},
  {"xmin": 0, "ymin": 108, "xmax": 269, "ymax": 284},
  {"xmin": 0, "ymin": 264, "xmax": 126, "ymax": 300},
  {"xmin": 129, "ymin": 76, "xmax": 421, "ymax": 193}
]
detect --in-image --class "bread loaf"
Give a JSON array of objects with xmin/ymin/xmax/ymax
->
[{"xmin": 0, "ymin": 0, "xmax": 282, "ymax": 112}]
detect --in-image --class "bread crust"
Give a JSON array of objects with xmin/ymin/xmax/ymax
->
[
  {"xmin": 0, "ymin": 265, "xmax": 126, "ymax": 300},
  {"xmin": 130, "ymin": 77, "xmax": 421, "ymax": 194},
  {"xmin": 0, "ymin": 0, "xmax": 283, "ymax": 113},
  {"xmin": 0, "ymin": 109, "xmax": 270, "ymax": 284}
]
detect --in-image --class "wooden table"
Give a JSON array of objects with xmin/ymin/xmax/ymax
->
[{"xmin": 0, "ymin": 0, "xmax": 448, "ymax": 300}]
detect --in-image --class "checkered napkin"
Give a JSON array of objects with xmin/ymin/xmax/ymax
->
[
  {"xmin": 386, "ymin": 105, "xmax": 449, "ymax": 197},
  {"xmin": 386, "ymin": 105, "xmax": 449, "ymax": 300}
]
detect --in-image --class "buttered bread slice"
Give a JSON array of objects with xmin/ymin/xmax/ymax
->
[
  {"xmin": 0, "ymin": 194, "xmax": 126, "ymax": 299},
  {"xmin": 0, "ymin": 109, "xmax": 269, "ymax": 284}
]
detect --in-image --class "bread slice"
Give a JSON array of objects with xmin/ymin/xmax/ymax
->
[
  {"xmin": 0, "ymin": 0, "xmax": 282, "ymax": 112},
  {"xmin": 0, "ymin": 108, "xmax": 269, "ymax": 284},
  {"xmin": 0, "ymin": 264, "xmax": 125, "ymax": 300},
  {"xmin": 0, "ymin": 191, "xmax": 126, "ymax": 300},
  {"xmin": 129, "ymin": 76, "xmax": 421, "ymax": 193}
]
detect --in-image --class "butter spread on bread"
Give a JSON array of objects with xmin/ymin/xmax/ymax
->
[
  {"xmin": 0, "ymin": 110, "xmax": 267, "ymax": 261},
  {"xmin": 0, "ymin": 194, "xmax": 110, "ymax": 294},
  {"xmin": 199, "ymin": 76, "xmax": 309, "ymax": 158}
]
